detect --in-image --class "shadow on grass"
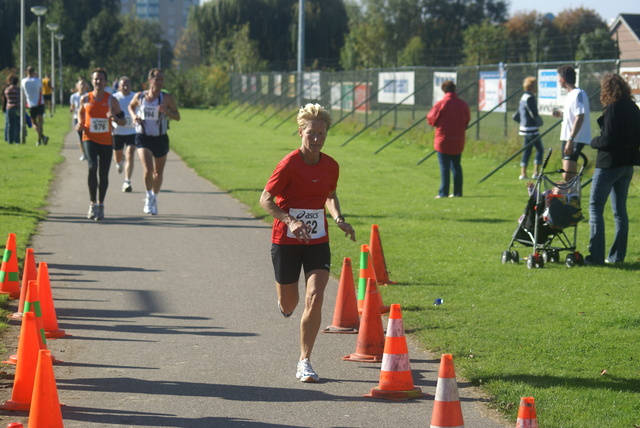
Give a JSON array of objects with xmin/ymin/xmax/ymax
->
[{"xmin": 477, "ymin": 373, "xmax": 640, "ymax": 393}]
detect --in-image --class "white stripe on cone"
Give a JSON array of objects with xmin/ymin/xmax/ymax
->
[
  {"xmin": 434, "ymin": 377, "xmax": 460, "ymax": 401},
  {"xmin": 386, "ymin": 318, "xmax": 403, "ymax": 337},
  {"xmin": 381, "ymin": 352, "xmax": 411, "ymax": 372}
]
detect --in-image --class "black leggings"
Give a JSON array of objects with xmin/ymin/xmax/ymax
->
[{"xmin": 82, "ymin": 140, "xmax": 113, "ymax": 202}]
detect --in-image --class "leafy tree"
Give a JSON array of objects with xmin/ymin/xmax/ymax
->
[
  {"xmin": 553, "ymin": 8, "xmax": 607, "ymax": 60},
  {"xmin": 398, "ymin": 36, "xmax": 426, "ymax": 66},
  {"xmin": 462, "ymin": 20, "xmax": 508, "ymax": 65},
  {"xmin": 211, "ymin": 23, "xmax": 268, "ymax": 73},
  {"xmin": 576, "ymin": 28, "xmax": 618, "ymax": 61}
]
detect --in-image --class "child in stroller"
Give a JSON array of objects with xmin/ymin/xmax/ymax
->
[{"xmin": 503, "ymin": 149, "xmax": 586, "ymax": 268}]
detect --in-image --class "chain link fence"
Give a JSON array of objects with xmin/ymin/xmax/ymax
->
[{"xmin": 230, "ymin": 59, "xmax": 640, "ymax": 143}]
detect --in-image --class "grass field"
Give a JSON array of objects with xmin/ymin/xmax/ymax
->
[
  {"xmin": 171, "ymin": 106, "xmax": 640, "ymax": 427},
  {"xmin": 1, "ymin": 105, "xmax": 639, "ymax": 427}
]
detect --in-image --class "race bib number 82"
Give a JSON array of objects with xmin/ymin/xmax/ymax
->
[{"xmin": 286, "ymin": 208, "xmax": 326, "ymax": 240}]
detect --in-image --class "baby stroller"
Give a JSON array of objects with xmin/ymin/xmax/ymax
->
[{"xmin": 502, "ymin": 148, "xmax": 587, "ymax": 268}]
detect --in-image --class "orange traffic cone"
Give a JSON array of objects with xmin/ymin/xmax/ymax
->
[
  {"xmin": 9, "ymin": 248, "xmax": 37, "ymax": 321},
  {"xmin": 27, "ymin": 350, "xmax": 64, "ymax": 428},
  {"xmin": 323, "ymin": 257, "xmax": 359, "ymax": 333},
  {"xmin": 7, "ymin": 280, "xmax": 62, "ymax": 365},
  {"xmin": 37, "ymin": 263, "xmax": 68, "ymax": 338},
  {"xmin": 343, "ymin": 279, "xmax": 385, "ymax": 363},
  {"xmin": 430, "ymin": 354, "xmax": 464, "ymax": 428},
  {"xmin": 0, "ymin": 312, "xmax": 40, "ymax": 411},
  {"xmin": 0, "ymin": 233, "xmax": 21, "ymax": 299},
  {"xmin": 357, "ymin": 245, "xmax": 389, "ymax": 315},
  {"xmin": 364, "ymin": 304, "xmax": 426, "ymax": 400},
  {"xmin": 369, "ymin": 225, "xmax": 395, "ymax": 285},
  {"xmin": 516, "ymin": 397, "xmax": 539, "ymax": 428}
]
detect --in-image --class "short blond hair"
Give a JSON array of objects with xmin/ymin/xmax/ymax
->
[
  {"xmin": 297, "ymin": 103, "xmax": 332, "ymax": 131},
  {"xmin": 523, "ymin": 76, "xmax": 536, "ymax": 92}
]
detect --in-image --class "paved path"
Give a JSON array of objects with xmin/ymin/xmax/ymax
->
[{"xmin": 0, "ymin": 131, "xmax": 510, "ymax": 427}]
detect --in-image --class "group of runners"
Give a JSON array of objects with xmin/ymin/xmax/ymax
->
[{"xmin": 71, "ymin": 67, "xmax": 180, "ymax": 221}]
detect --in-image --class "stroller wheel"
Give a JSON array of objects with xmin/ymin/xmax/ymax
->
[
  {"xmin": 566, "ymin": 253, "xmax": 576, "ymax": 268},
  {"xmin": 510, "ymin": 250, "xmax": 520, "ymax": 263},
  {"xmin": 502, "ymin": 251, "xmax": 511, "ymax": 264},
  {"xmin": 527, "ymin": 253, "xmax": 544, "ymax": 269}
]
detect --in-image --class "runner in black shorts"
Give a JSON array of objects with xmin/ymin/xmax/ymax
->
[{"xmin": 260, "ymin": 103, "xmax": 356, "ymax": 383}]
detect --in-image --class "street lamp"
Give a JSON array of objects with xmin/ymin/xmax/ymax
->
[
  {"xmin": 30, "ymin": 6, "xmax": 47, "ymax": 80},
  {"xmin": 154, "ymin": 43, "xmax": 163, "ymax": 68},
  {"xmin": 55, "ymin": 33, "xmax": 64, "ymax": 106},
  {"xmin": 46, "ymin": 22, "xmax": 59, "ymax": 114}
]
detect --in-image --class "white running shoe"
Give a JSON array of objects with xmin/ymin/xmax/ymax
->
[
  {"xmin": 87, "ymin": 203, "xmax": 97, "ymax": 219},
  {"xmin": 122, "ymin": 181, "xmax": 132, "ymax": 193},
  {"xmin": 143, "ymin": 196, "xmax": 152, "ymax": 214},
  {"xmin": 150, "ymin": 197, "xmax": 158, "ymax": 215},
  {"xmin": 116, "ymin": 162, "xmax": 124, "ymax": 173},
  {"xmin": 296, "ymin": 359, "xmax": 319, "ymax": 383}
]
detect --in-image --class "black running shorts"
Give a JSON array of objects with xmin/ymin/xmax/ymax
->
[
  {"xmin": 271, "ymin": 242, "xmax": 331, "ymax": 284},
  {"xmin": 135, "ymin": 133, "xmax": 169, "ymax": 158}
]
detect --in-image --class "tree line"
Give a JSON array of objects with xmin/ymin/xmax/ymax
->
[{"xmin": 1, "ymin": 0, "xmax": 618, "ymax": 108}]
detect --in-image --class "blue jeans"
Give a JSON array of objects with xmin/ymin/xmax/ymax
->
[
  {"xmin": 520, "ymin": 134, "xmax": 543, "ymax": 168},
  {"xmin": 437, "ymin": 152, "xmax": 462, "ymax": 197},
  {"xmin": 588, "ymin": 166, "xmax": 634, "ymax": 264},
  {"xmin": 4, "ymin": 107, "xmax": 20, "ymax": 144}
]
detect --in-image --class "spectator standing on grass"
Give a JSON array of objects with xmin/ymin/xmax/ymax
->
[
  {"xmin": 128, "ymin": 68, "xmax": 181, "ymax": 215},
  {"xmin": 586, "ymin": 74, "xmax": 640, "ymax": 265},
  {"xmin": 21, "ymin": 66, "xmax": 48, "ymax": 146},
  {"xmin": 259, "ymin": 103, "xmax": 356, "ymax": 383},
  {"xmin": 427, "ymin": 80, "xmax": 471, "ymax": 198},
  {"xmin": 552, "ymin": 65, "xmax": 591, "ymax": 180},
  {"xmin": 42, "ymin": 73, "xmax": 53, "ymax": 117},
  {"xmin": 76, "ymin": 68, "xmax": 126, "ymax": 221},
  {"xmin": 112, "ymin": 76, "xmax": 137, "ymax": 193},
  {"xmin": 70, "ymin": 78, "xmax": 89, "ymax": 160},
  {"xmin": 514, "ymin": 76, "xmax": 544, "ymax": 180},
  {"xmin": 3, "ymin": 75, "xmax": 21, "ymax": 144}
]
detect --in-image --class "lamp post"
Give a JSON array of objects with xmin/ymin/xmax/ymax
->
[
  {"xmin": 154, "ymin": 43, "xmax": 163, "ymax": 68},
  {"xmin": 55, "ymin": 33, "xmax": 64, "ymax": 106},
  {"xmin": 20, "ymin": 0, "xmax": 26, "ymax": 143},
  {"xmin": 30, "ymin": 6, "xmax": 47, "ymax": 80},
  {"xmin": 46, "ymin": 22, "xmax": 59, "ymax": 114}
]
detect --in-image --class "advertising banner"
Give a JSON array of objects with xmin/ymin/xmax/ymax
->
[
  {"xmin": 478, "ymin": 67, "xmax": 506, "ymax": 112},
  {"xmin": 620, "ymin": 67, "xmax": 640, "ymax": 109},
  {"xmin": 433, "ymin": 71, "xmax": 457, "ymax": 104},
  {"xmin": 303, "ymin": 72, "xmax": 321, "ymax": 100},
  {"xmin": 261, "ymin": 75, "xmax": 269, "ymax": 95},
  {"xmin": 537, "ymin": 68, "xmax": 581, "ymax": 115},
  {"xmin": 274, "ymin": 74, "xmax": 282, "ymax": 97},
  {"xmin": 377, "ymin": 71, "xmax": 415, "ymax": 105},
  {"xmin": 330, "ymin": 82, "xmax": 354, "ymax": 111},
  {"xmin": 355, "ymin": 84, "xmax": 370, "ymax": 112}
]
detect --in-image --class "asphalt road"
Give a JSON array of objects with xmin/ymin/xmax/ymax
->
[{"xmin": 0, "ymin": 131, "xmax": 510, "ymax": 427}]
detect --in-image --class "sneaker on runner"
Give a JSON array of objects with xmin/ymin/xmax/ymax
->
[
  {"xmin": 296, "ymin": 359, "xmax": 319, "ymax": 382},
  {"xmin": 87, "ymin": 203, "xmax": 97, "ymax": 219},
  {"xmin": 42, "ymin": 136, "xmax": 49, "ymax": 145},
  {"xmin": 116, "ymin": 162, "xmax": 124, "ymax": 173},
  {"xmin": 94, "ymin": 204, "xmax": 104, "ymax": 221},
  {"xmin": 143, "ymin": 196, "xmax": 152, "ymax": 214},
  {"xmin": 122, "ymin": 181, "xmax": 132, "ymax": 193},
  {"xmin": 150, "ymin": 197, "xmax": 158, "ymax": 215},
  {"xmin": 79, "ymin": 154, "xmax": 86, "ymax": 161}
]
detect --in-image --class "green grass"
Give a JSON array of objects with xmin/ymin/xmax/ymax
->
[
  {"xmin": 171, "ymin": 106, "xmax": 640, "ymax": 427},
  {"xmin": 0, "ymin": 112, "xmax": 67, "ymax": 347},
  {"xmin": 1, "ymin": 105, "xmax": 638, "ymax": 426}
]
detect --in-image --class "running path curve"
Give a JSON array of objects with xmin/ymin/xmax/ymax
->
[{"xmin": 0, "ymin": 131, "xmax": 510, "ymax": 427}]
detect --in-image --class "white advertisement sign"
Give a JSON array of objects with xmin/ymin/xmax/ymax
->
[
  {"xmin": 303, "ymin": 72, "xmax": 321, "ymax": 100},
  {"xmin": 537, "ymin": 68, "xmax": 581, "ymax": 115},
  {"xmin": 478, "ymin": 68, "xmax": 506, "ymax": 113},
  {"xmin": 274, "ymin": 74, "xmax": 282, "ymax": 96},
  {"xmin": 377, "ymin": 71, "xmax": 415, "ymax": 105},
  {"xmin": 433, "ymin": 72, "xmax": 457, "ymax": 104}
]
